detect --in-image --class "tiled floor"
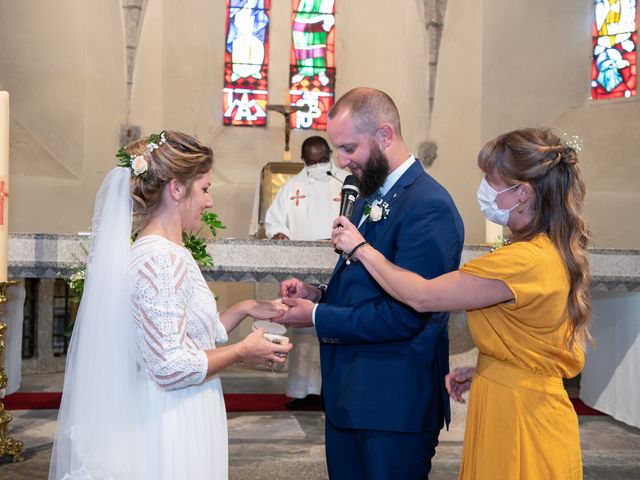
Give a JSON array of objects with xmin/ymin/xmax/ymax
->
[{"xmin": 2, "ymin": 365, "xmax": 640, "ymax": 479}]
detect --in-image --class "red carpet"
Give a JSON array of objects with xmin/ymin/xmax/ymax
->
[
  {"xmin": 570, "ymin": 397, "xmax": 607, "ymax": 416},
  {"xmin": 2, "ymin": 392, "xmax": 605, "ymax": 416},
  {"xmin": 225, "ymin": 393, "xmax": 295, "ymax": 412},
  {"xmin": 3, "ymin": 392, "xmax": 62, "ymax": 410},
  {"xmin": 1, "ymin": 392, "xmax": 314, "ymax": 412}
]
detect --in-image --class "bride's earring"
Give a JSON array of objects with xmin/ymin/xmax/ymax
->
[{"xmin": 517, "ymin": 205, "xmax": 524, "ymax": 214}]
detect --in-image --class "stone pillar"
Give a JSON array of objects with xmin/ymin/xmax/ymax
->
[
  {"xmin": 35, "ymin": 279, "xmax": 65, "ymax": 373},
  {"xmin": 423, "ymin": 0, "xmax": 448, "ymax": 117},
  {"xmin": 120, "ymin": 0, "xmax": 147, "ymax": 146}
]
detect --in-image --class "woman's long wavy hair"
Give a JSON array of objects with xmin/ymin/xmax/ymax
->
[
  {"xmin": 478, "ymin": 128, "xmax": 592, "ymax": 350},
  {"xmin": 125, "ymin": 131, "xmax": 213, "ymax": 231}
]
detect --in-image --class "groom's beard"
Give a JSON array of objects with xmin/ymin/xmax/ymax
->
[{"xmin": 359, "ymin": 143, "xmax": 389, "ymax": 198}]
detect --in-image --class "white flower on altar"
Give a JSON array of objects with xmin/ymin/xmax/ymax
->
[
  {"xmin": 69, "ymin": 269, "xmax": 85, "ymax": 283},
  {"xmin": 131, "ymin": 155, "xmax": 149, "ymax": 176}
]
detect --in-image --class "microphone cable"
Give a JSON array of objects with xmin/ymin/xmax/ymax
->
[{"xmin": 327, "ymin": 170, "xmax": 345, "ymax": 183}]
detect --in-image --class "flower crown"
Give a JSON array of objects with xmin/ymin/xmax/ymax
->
[{"xmin": 116, "ymin": 131, "xmax": 167, "ymax": 177}]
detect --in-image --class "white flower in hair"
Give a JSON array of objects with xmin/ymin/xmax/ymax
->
[
  {"xmin": 146, "ymin": 131, "xmax": 167, "ymax": 153},
  {"xmin": 116, "ymin": 131, "xmax": 165, "ymax": 176},
  {"xmin": 131, "ymin": 155, "xmax": 149, "ymax": 176}
]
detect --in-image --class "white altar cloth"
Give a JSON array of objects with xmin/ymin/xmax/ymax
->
[{"xmin": 580, "ymin": 291, "xmax": 640, "ymax": 428}]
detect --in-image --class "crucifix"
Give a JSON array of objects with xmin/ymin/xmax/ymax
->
[{"xmin": 266, "ymin": 103, "xmax": 309, "ymax": 161}]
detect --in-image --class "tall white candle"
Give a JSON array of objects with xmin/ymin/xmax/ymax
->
[
  {"xmin": 0, "ymin": 92, "xmax": 9, "ymax": 282},
  {"xmin": 485, "ymin": 219, "xmax": 503, "ymax": 245}
]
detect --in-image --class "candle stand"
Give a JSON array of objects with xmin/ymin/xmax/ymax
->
[{"xmin": 0, "ymin": 280, "xmax": 24, "ymax": 462}]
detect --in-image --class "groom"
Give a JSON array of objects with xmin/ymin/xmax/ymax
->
[{"xmin": 275, "ymin": 87, "xmax": 464, "ymax": 479}]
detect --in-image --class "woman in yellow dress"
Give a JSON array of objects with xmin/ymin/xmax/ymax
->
[{"xmin": 331, "ymin": 127, "xmax": 591, "ymax": 479}]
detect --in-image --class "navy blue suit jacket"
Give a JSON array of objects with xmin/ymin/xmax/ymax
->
[{"xmin": 315, "ymin": 160, "xmax": 464, "ymax": 433}]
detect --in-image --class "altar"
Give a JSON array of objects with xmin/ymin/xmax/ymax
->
[{"xmin": 3, "ymin": 234, "xmax": 640, "ymax": 429}]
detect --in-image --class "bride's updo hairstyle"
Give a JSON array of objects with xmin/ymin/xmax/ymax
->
[{"xmin": 125, "ymin": 131, "xmax": 213, "ymax": 227}]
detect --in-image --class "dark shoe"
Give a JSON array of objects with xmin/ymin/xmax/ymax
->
[{"xmin": 284, "ymin": 394, "xmax": 322, "ymax": 410}]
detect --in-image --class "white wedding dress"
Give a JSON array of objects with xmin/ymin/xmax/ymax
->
[{"xmin": 129, "ymin": 235, "xmax": 229, "ymax": 480}]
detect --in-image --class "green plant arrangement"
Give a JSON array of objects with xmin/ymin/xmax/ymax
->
[
  {"xmin": 182, "ymin": 211, "xmax": 226, "ymax": 267},
  {"xmin": 67, "ymin": 267, "xmax": 86, "ymax": 304}
]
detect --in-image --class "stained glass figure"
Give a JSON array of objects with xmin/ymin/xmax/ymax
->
[
  {"xmin": 288, "ymin": 0, "xmax": 336, "ymax": 130},
  {"xmin": 592, "ymin": 0, "xmax": 637, "ymax": 99},
  {"xmin": 223, "ymin": 0, "xmax": 271, "ymax": 126}
]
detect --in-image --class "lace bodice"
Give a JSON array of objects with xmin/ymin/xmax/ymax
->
[{"xmin": 129, "ymin": 235, "xmax": 228, "ymax": 390}]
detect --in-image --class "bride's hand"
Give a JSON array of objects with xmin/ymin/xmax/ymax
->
[
  {"xmin": 240, "ymin": 328, "xmax": 292, "ymax": 367},
  {"xmin": 331, "ymin": 216, "xmax": 364, "ymax": 253},
  {"xmin": 246, "ymin": 299, "xmax": 289, "ymax": 320}
]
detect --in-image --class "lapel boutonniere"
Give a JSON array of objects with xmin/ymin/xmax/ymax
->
[{"xmin": 364, "ymin": 199, "xmax": 390, "ymax": 222}]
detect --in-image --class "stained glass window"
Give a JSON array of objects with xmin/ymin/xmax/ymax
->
[
  {"xmin": 288, "ymin": 0, "xmax": 336, "ymax": 130},
  {"xmin": 591, "ymin": 0, "xmax": 637, "ymax": 99},
  {"xmin": 223, "ymin": 0, "xmax": 271, "ymax": 126}
]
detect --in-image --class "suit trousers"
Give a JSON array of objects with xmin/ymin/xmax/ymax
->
[{"xmin": 325, "ymin": 418, "xmax": 440, "ymax": 480}]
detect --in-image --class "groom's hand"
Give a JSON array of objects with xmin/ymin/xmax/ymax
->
[
  {"xmin": 279, "ymin": 277, "xmax": 322, "ymax": 302},
  {"xmin": 271, "ymin": 297, "xmax": 315, "ymax": 328}
]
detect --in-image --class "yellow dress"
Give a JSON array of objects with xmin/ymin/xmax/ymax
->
[{"xmin": 458, "ymin": 234, "xmax": 584, "ymax": 479}]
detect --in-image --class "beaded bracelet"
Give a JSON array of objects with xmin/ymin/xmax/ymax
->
[
  {"xmin": 311, "ymin": 283, "xmax": 328, "ymax": 302},
  {"xmin": 345, "ymin": 241, "xmax": 369, "ymax": 265}
]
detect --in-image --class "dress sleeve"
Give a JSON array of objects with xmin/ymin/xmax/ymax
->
[
  {"xmin": 213, "ymin": 317, "xmax": 229, "ymax": 345},
  {"xmin": 460, "ymin": 242, "xmax": 548, "ymax": 309},
  {"xmin": 132, "ymin": 249, "xmax": 208, "ymax": 390}
]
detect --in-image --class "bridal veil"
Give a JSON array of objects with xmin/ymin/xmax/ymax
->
[{"xmin": 49, "ymin": 167, "xmax": 144, "ymax": 479}]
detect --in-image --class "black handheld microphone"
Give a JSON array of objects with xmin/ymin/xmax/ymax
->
[
  {"xmin": 339, "ymin": 174, "xmax": 360, "ymax": 220},
  {"xmin": 335, "ymin": 174, "xmax": 360, "ymax": 254}
]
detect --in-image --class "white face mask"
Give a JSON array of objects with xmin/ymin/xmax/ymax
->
[
  {"xmin": 306, "ymin": 162, "xmax": 331, "ymax": 181},
  {"xmin": 476, "ymin": 177, "xmax": 520, "ymax": 226}
]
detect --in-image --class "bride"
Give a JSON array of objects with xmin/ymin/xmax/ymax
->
[{"xmin": 49, "ymin": 131, "xmax": 291, "ymax": 480}]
